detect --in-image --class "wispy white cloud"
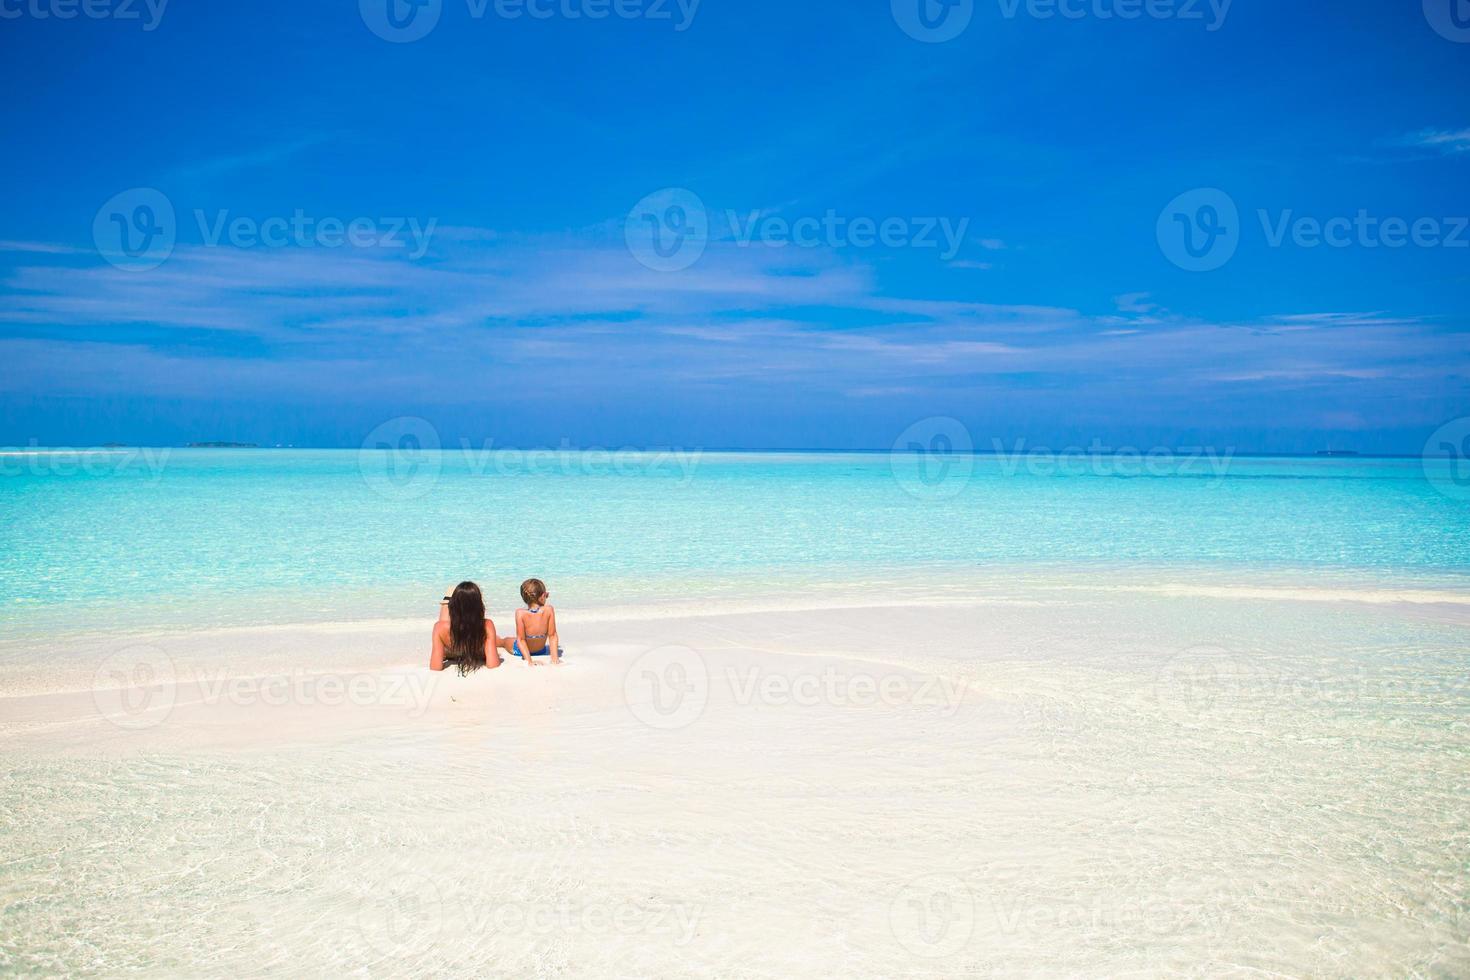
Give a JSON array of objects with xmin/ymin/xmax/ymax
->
[
  {"xmin": 0, "ymin": 240, "xmax": 90, "ymax": 255},
  {"xmin": 1398, "ymin": 128, "xmax": 1470, "ymax": 155},
  {"xmin": 0, "ymin": 229, "xmax": 1465, "ymax": 415},
  {"xmin": 167, "ymin": 136, "xmax": 333, "ymax": 181},
  {"xmin": 1264, "ymin": 312, "xmax": 1423, "ymax": 328},
  {"xmin": 1114, "ymin": 292, "xmax": 1158, "ymax": 314}
]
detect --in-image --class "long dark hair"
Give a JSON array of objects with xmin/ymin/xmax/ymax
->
[{"xmin": 447, "ymin": 581, "xmax": 487, "ymax": 675}]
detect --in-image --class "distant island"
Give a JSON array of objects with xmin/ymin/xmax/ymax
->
[
  {"xmin": 1315, "ymin": 450, "xmax": 1360, "ymax": 457},
  {"xmin": 186, "ymin": 442, "xmax": 259, "ymax": 448}
]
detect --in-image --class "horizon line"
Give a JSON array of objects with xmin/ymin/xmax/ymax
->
[{"xmin": 0, "ymin": 444, "xmax": 1456, "ymax": 461}]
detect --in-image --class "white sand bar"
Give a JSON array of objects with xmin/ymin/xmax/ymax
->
[{"xmin": 1, "ymin": 581, "xmax": 1467, "ymax": 976}]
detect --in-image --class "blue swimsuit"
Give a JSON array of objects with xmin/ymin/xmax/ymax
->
[{"xmin": 512, "ymin": 606, "xmax": 561, "ymax": 659}]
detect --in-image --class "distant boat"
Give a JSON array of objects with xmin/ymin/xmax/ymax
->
[{"xmin": 1315, "ymin": 449, "xmax": 1360, "ymax": 457}]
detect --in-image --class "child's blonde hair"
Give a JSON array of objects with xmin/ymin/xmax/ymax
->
[{"xmin": 519, "ymin": 578, "xmax": 547, "ymax": 606}]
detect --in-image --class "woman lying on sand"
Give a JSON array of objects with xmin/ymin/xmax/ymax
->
[{"xmin": 430, "ymin": 581, "xmax": 515, "ymax": 673}]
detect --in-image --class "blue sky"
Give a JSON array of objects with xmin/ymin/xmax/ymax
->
[{"xmin": 1, "ymin": 0, "xmax": 1467, "ymax": 452}]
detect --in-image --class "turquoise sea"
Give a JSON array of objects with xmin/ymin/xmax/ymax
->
[{"xmin": 4, "ymin": 447, "xmax": 1470, "ymax": 635}]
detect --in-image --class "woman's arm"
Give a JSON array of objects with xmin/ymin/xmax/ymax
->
[
  {"xmin": 430, "ymin": 623, "xmax": 447, "ymax": 672},
  {"xmin": 484, "ymin": 619, "xmax": 503, "ymax": 669}
]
